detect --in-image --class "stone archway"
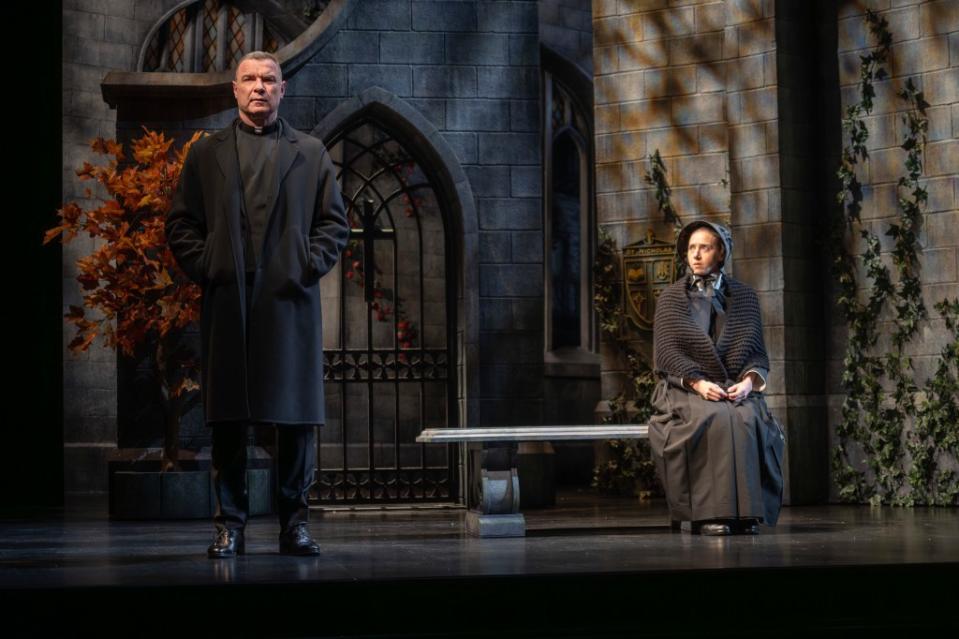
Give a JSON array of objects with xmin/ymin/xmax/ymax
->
[{"xmin": 310, "ymin": 87, "xmax": 480, "ymax": 504}]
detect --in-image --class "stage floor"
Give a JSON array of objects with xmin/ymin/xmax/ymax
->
[{"xmin": 1, "ymin": 490, "xmax": 957, "ymax": 637}]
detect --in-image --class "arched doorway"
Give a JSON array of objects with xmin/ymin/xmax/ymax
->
[{"xmin": 313, "ymin": 117, "xmax": 459, "ymax": 504}]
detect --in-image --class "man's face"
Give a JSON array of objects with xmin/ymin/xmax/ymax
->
[
  {"xmin": 233, "ymin": 59, "xmax": 286, "ymax": 125},
  {"xmin": 687, "ymin": 228, "xmax": 724, "ymax": 276}
]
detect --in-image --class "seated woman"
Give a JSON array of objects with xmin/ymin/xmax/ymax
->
[{"xmin": 649, "ymin": 220, "xmax": 786, "ymax": 536}]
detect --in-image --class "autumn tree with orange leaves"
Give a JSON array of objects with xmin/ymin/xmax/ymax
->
[{"xmin": 45, "ymin": 128, "xmax": 205, "ymax": 470}]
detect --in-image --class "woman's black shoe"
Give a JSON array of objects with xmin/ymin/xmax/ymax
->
[
  {"xmin": 699, "ymin": 522, "xmax": 732, "ymax": 536},
  {"xmin": 735, "ymin": 518, "xmax": 761, "ymax": 534}
]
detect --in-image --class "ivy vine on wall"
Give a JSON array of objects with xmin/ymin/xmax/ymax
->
[
  {"xmin": 830, "ymin": 9, "xmax": 958, "ymax": 506},
  {"xmin": 591, "ymin": 150, "xmax": 682, "ymax": 498}
]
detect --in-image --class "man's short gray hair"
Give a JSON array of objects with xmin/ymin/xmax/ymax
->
[{"xmin": 234, "ymin": 51, "xmax": 282, "ymax": 80}]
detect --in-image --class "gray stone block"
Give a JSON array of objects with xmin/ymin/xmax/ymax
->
[
  {"xmin": 511, "ymin": 231, "xmax": 543, "ymax": 263},
  {"xmin": 63, "ymin": 414, "xmax": 117, "ymax": 444},
  {"xmin": 442, "ymin": 132, "xmax": 478, "ymax": 164},
  {"xmin": 104, "ymin": 15, "xmax": 141, "ymax": 46},
  {"xmin": 349, "ymin": 64, "xmax": 412, "ymax": 96},
  {"xmin": 98, "ymin": 40, "xmax": 138, "ymax": 71},
  {"xmin": 412, "ymin": 1, "xmax": 477, "ymax": 32},
  {"xmin": 479, "ymin": 231, "xmax": 512, "ymax": 263},
  {"xmin": 446, "ymin": 99, "xmax": 510, "ymax": 131},
  {"xmin": 560, "ymin": 6, "xmax": 592, "ymax": 32},
  {"xmin": 479, "ymin": 133, "xmax": 540, "ymax": 164},
  {"xmin": 480, "ymin": 398, "xmax": 543, "ymax": 425},
  {"xmin": 314, "ymin": 98, "xmax": 346, "ymax": 124},
  {"xmin": 64, "ymin": 444, "xmax": 113, "ymax": 494},
  {"xmin": 510, "ymin": 99, "xmax": 539, "ymax": 132},
  {"xmin": 62, "ymin": 36, "xmax": 100, "ymax": 67},
  {"xmin": 348, "ymin": 0, "xmax": 412, "ymax": 30},
  {"xmin": 479, "ymin": 363, "xmax": 545, "ymax": 397},
  {"xmin": 63, "ymin": 358, "xmax": 118, "ymax": 392},
  {"xmin": 64, "ymin": 387, "xmax": 118, "ymax": 420},
  {"xmin": 509, "ymin": 34, "xmax": 540, "ymax": 65},
  {"xmin": 277, "ymin": 98, "xmax": 315, "ymax": 130},
  {"xmin": 179, "ymin": 108, "xmax": 236, "ymax": 130},
  {"xmin": 408, "ymin": 98, "xmax": 447, "ymax": 130},
  {"xmin": 477, "ymin": 66, "xmax": 537, "ymax": 99},
  {"xmin": 71, "ymin": 89, "xmax": 112, "ymax": 120},
  {"xmin": 312, "ymin": 30, "xmax": 379, "ymax": 63},
  {"xmin": 104, "ymin": 0, "xmax": 136, "ymax": 18},
  {"xmin": 446, "ymin": 34, "xmax": 511, "ymax": 65},
  {"xmin": 478, "ymin": 198, "xmax": 540, "ymax": 230},
  {"xmin": 379, "ymin": 32, "xmax": 445, "ymax": 64},
  {"xmin": 64, "ymin": 0, "xmax": 102, "ymax": 11},
  {"xmin": 920, "ymin": 211, "xmax": 959, "ymax": 250},
  {"xmin": 64, "ymin": 9, "xmax": 105, "ymax": 39},
  {"xmin": 63, "ymin": 63, "xmax": 110, "ymax": 92},
  {"xmin": 478, "ymin": 2, "xmax": 538, "ymax": 33},
  {"xmin": 480, "ymin": 298, "xmax": 515, "ymax": 330},
  {"xmin": 466, "ymin": 165, "xmax": 510, "ymax": 197},
  {"xmin": 479, "ymin": 331, "xmax": 543, "ymax": 363},
  {"xmin": 414, "ymin": 66, "xmax": 477, "ymax": 98},
  {"xmin": 286, "ymin": 64, "xmax": 348, "ymax": 97},
  {"xmin": 512, "ymin": 297, "xmax": 543, "ymax": 331},
  {"xmin": 479, "ymin": 264, "xmax": 543, "ymax": 296},
  {"xmin": 162, "ymin": 471, "xmax": 211, "ymax": 519},
  {"xmin": 917, "ymin": 248, "xmax": 958, "ymax": 284},
  {"xmin": 510, "ymin": 166, "xmax": 541, "ymax": 197}
]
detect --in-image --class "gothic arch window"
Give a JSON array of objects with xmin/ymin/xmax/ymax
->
[
  {"xmin": 543, "ymin": 67, "xmax": 596, "ymax": 359},
  {"xmin": 140, "ymin": 0, "xmax": 329, "ymax": 72},
  {"xmin": 315, "ymin": 118, "xmax": 457, "ymax": 504},
  {"xmin": 103, "ymin": 1, "xmax": 354, "ymax": 119}
]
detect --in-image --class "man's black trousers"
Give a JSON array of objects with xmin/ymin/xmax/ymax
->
[
  {"xmin": 210, "ymin": 420, "xmax": 316, "ymax": 534},
  {"xmin": 209, "ymin": 270, "xmax": 318, "ymax": 534}
]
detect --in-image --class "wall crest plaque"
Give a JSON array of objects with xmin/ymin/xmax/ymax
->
[{"xmin": 622, "ymin": 228, "xmax": 676, "ymax": 332}]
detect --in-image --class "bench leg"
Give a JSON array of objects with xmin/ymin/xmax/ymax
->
[{"xmin": 467, "ymin": 442, "xmax": 525, "ymax": 537}]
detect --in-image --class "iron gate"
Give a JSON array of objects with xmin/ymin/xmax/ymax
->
[{"xmin": 312, "ymin": 118, "xmax": 458, "ymax": 505}]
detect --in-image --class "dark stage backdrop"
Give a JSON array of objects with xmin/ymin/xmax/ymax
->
[{"xmin": 2, "ymin": 2, "xmax": 64, "ymax": 510}]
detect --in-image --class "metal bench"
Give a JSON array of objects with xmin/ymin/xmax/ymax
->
[{"xmin": 416, "ymin": 425, "xmax": 649, "ymax": 538}]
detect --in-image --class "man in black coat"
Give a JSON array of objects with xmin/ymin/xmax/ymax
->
[
  {"xmin": 649, "ymin": 220, "xmax": 785, "ymax": 536},
  {"xmin": 165, "ymin": 51, "xmax": 350, "ymax": 557}
]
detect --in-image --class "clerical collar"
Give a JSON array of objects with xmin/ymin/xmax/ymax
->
[{"xmin": 236, "ymin": 118, "xmax": 280, "ymax": 136}]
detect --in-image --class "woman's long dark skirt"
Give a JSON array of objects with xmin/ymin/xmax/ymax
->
[{"xmin": 648, "ymin": 380, "xmax": 786, "ymax": 525}]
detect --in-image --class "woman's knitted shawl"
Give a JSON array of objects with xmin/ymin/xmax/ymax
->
[{"xmin": 653, "ymin": 276, "xmax": 769, "ymax": 383}]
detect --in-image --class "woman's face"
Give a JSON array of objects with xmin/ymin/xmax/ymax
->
[{"xmin": 687, "ymin": 228, "xmax": 724, "ymax": 276}]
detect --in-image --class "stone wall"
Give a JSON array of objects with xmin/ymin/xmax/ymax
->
[
  {"xmin": 304, "ymin": 1, "xmax": 546, "ymax": 429},
  {"xmin": 540, "ymin": 0, "xmax": 594, "ymax": 77},
  {"xmin": 592, "ymin": 0, "xmax": 956, "ymax": 504},
  {"xmin": 61, "ymin": 0, "xmax": 550, "ymax": 494},
  {"xmin": 592, "ymin": 0, "xmax": 734, "ymax": 413},
  {"xmin": 828, "ymin": 0, "xmax": 958, "ymax": 500},
  {"xmin": 61, "ymin": 0, "xmax": 184, "ymax": 494}
]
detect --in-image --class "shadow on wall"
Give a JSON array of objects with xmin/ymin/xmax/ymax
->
[{"xmin": 593, "ymin": 5, "xmax": 768, "ymax": 221}]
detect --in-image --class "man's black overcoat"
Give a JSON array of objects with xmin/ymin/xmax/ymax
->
[{"xmin": 165, "ymin": 117, "xmax": 350, "ymax": 426}]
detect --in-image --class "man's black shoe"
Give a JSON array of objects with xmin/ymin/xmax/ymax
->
[
  {"xmin": 278, "ymin": 524, "xmax": 321, "ymax": 556},
  {"xmin": 207, "ymin": 528, "xmax": 245, "ymax": 558}
]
